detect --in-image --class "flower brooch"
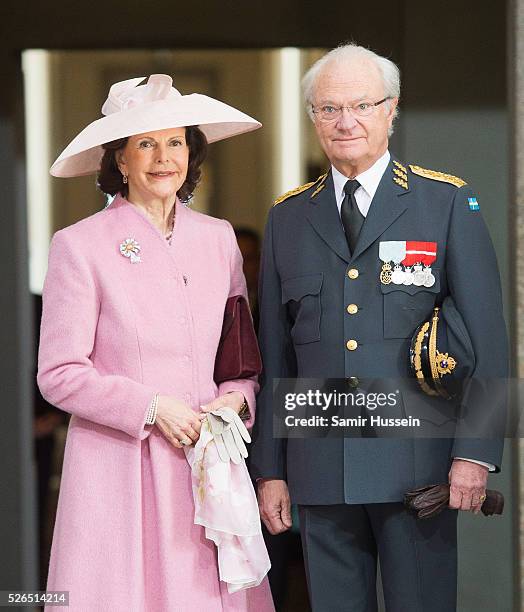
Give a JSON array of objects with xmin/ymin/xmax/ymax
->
[{"xmin": 119, "ymin": 238, "xmax": 141, "ymax": 263}]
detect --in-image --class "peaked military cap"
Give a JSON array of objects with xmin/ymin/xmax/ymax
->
[{"xmin": 410, "ymin": 296, "xmax": 475, "ymax": 400}]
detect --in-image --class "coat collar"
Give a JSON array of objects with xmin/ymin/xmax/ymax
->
[
  {"xmin": 108, "ymin": 193, "xmax": 192, "ymax": 266},
  {"xmin": 306, "ymin": 158, "xmax": 409, "ymax": 263},
  {"xmin": 306, "ymin": 170, "xmax": 351, "ymax": 263},
  {"xmin": 109, "ymin": 193, "xmax": 190, "ymax": 240},
  {"xmin": 350, "ymin": 157, "xmax": 409, "ymax": 260}
]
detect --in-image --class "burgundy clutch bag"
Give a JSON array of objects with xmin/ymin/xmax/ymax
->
[{"xmin": 214, "ymin": 295, "xmax": 262, "ymax": 384}]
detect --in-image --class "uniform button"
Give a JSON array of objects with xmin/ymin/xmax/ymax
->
[
  {"xmin": 179, "ymin": 316, "xmax": 187, "ymax": 325},
  {"xmin": 183, "ymin": 355, "xmax": 191, "ymax": 362},
  {"xmin": 347, "ymin": 303, "xmax": 358, "ymax": 315},
  {"xmin": 346, "ymin": 339, "xmax": 358, "ymax": 351},
  {"xmin": 184, "ymin": 393, "xmax": 191, "ymax": 402},
  {"xmin": 347, "ymin": 268, "xmax": 359, "ymax": 279},
  {"xmin": 347, "ymin": 376, "xmax": 360, "ymax": 388}
]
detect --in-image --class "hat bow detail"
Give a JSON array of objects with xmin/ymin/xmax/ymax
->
[{"xmin": 101, "ymin": 75, "xmax": 181, "ymax": 116}]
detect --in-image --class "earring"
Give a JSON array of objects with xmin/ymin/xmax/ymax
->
[{"xmin": 122, "ymin": 174, "xmax": 128, "ymax": 184}]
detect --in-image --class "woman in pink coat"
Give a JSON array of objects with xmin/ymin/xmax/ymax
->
[{"xmin": 37, "ymin": 74, "xmax": 274, "ymax": 612}]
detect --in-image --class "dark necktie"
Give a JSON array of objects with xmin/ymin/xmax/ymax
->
[{"xmin": 340, "ymin": 179, "xmax": 364, "ymax": 254}]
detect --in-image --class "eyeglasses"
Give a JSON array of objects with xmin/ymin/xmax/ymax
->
[{"xmin": 311, "ymin": 97, "xmax": 391, "ymax": 122}]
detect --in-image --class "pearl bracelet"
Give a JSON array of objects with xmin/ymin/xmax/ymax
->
[{"xmin": 146, "ymin": 393, "xmax": 159, "ymax": 425}]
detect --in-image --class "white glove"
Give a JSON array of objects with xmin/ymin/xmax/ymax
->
[{"xmin": 207, "ymin": 406, "xmax": 251, "ymax": 464}]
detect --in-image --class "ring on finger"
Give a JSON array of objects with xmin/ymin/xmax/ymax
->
[
  {"xmin": 180, "ymin": 438, "xmax": 192, "ymax": 446},
  {"xmin": 171, "ymin": 432, "xmax": 187, "ymax": 447},
  {"xmin": 187, "ymin": 428, "xmax": 200, "ymax": 440},
  {"xmin": 479, "ymin": 494, "xmax": 486, "ymax": 502}
]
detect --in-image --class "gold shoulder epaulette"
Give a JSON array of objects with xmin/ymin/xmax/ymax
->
[
  {"xmin": 274, "ymin": 173, "xmax": 327, "ymax": 205},
  {"xmin": 409, "ymin": 164, "xmax": 467, "ymax": 188}
]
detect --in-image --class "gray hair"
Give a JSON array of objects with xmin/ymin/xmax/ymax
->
[{"xmin": 302, "ymin": 43, "xmax": 401, "ymax": 134}]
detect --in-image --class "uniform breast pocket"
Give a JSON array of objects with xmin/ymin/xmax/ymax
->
[
  {"xmin": 381, "ymin": 271, "xmax": 441, "ymax": 339},
  {"xmin": 281, "ymin": 273, "xmax": 323, "ymax": 344}
]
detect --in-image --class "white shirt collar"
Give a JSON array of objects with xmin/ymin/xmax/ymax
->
[{"xmin": 331, "ymin": 150, "xmax": 391, "ymax": 205}]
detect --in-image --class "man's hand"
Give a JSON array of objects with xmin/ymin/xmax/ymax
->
[
  {"xmin": 448, "ymin": 458, "xmax": 488, "ymax": 514},
  {"xmin": 257, "ymin": 478, "xmax": 292, "ymax": 534}
]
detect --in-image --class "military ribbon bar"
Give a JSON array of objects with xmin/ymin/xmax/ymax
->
[
  {"xmin": 378, "ymin": 241, "xmax": 406, "ymax": 264},
  {"xmin": 402, "ymin": 241, "xmax": 437, "ymax": 267}
]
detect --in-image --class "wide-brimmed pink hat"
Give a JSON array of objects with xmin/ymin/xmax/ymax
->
[{"xmin": 50, "ymin": 74, "xmax": 262, "ymax": 178}]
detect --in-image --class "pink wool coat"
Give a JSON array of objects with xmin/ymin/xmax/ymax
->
[{"xmin": 37, "ymin": 194, "xmax": 274, "ymax": 612}]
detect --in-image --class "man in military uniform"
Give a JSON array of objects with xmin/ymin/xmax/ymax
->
[{"xmin": 250, "ymin": 44, "xmax": 508, "ymax": 611}]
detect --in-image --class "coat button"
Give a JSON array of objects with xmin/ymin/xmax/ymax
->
[
  {"xmin": 179, "ymin": 316, "xmax": 187, "ymax": 325},
  {"xmin": 346, "ymin": 339, "xmax": 358, "ymax": 351},
  {"xmin": 347, "ymin": 376, "xmax": 360, "ymax": 388},
  {"xmin": 347, "ymin": 268, "xmax": 359, "ymax": 279},
  {"xmin": 347, "ymin": 303, "xmax": 358, "ymax": 315}
]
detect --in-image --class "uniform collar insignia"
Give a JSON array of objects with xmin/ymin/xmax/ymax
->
[
  {"xmin": 311, "ymin": 173, "xmax": 328, "ymax": 198},
  {"xmin": 392, "ymin": 160, "xmax": 408, "ymax": 190}
]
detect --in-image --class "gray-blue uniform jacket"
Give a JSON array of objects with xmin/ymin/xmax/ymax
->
[{"xmin": 250, "ymin": 157, "xmax": 508, "ymax": 505}]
